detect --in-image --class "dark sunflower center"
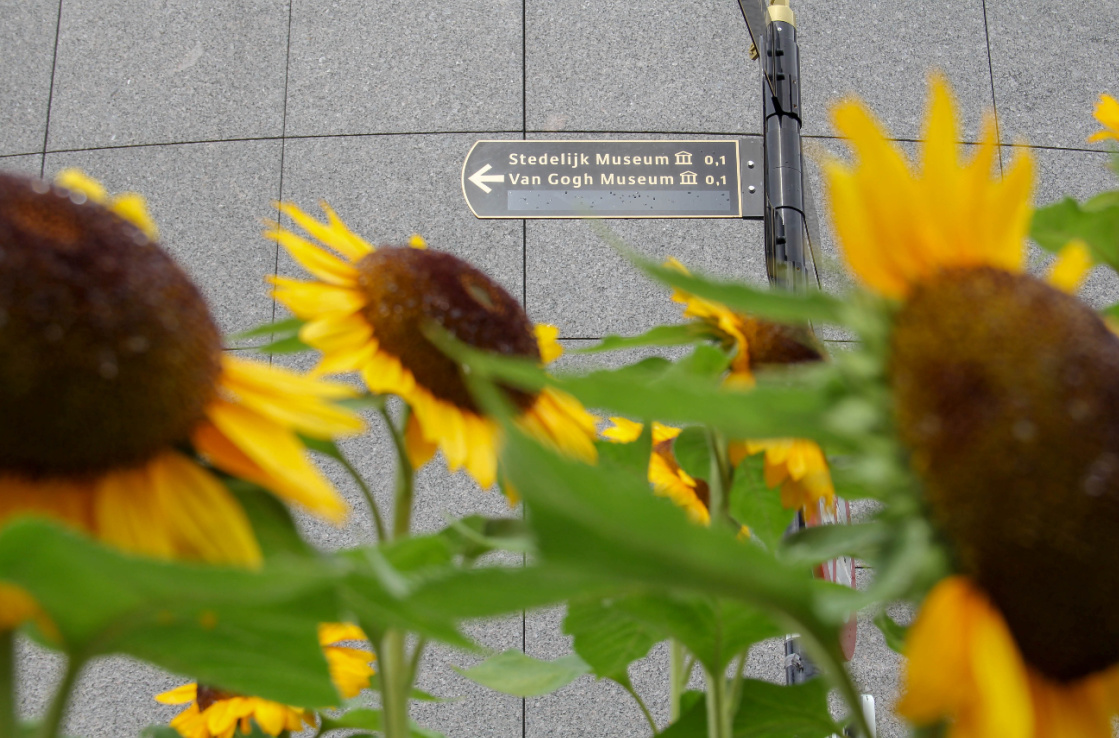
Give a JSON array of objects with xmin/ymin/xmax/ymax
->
[
  {"xmin": 0, "ymin": 173, "xmax": 221, "ymax": 478},
  {"xmin": 195, "ymin": 684, "xmax": 238, "ymax": 710},
  {"xmin": 355, "ymin": 247, "xmax": 540, "ymax": 413},
  {"xmin": 891, "ymin": 267, "xmax": 1119, "ymax": 682}
]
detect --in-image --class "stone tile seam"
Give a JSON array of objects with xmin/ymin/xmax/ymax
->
[
  {"xmin": 37, "ymin": 0, "xmax": 64, "ymax": 179},
  {"xmin": 978, "ymin": 0, "xmax": 1005, "ymax": 174},
  {"xmin": 11, "ymin": 137, "xmax": 1107, "ymax": 162},
  {"xmin": 269, "ymin": 0, "xmax": 297, "ymax": 349}
]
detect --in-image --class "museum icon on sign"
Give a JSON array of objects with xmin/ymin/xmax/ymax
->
[
  {"xmin": 679, "ymin": 171, "xmax": 698, "ymax": 186},
  {"xmin": 675, "ymin": 151, "xmax": 692, "ymax": 166}
]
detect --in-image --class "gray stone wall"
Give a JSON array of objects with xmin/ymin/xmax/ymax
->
[{"xmin": 2, "ymin": 0, "xmax": 1116, "ymax": 735}]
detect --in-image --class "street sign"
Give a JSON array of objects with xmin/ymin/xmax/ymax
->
[{"xmin": 462, "ymin": 140, "xmax": 762, "ymax": 219}]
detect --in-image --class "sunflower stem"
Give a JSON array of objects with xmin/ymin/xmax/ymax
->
[
  {"xmin": 0, "ymin": 631, "xmax": 14, "ymax": 738},
  {"xmin": 36, "ymin": 655, "xmax": 82, "ymax": 738},
  {"xmin": 703, "ymin": 666, "xmax": 732, "ymax": 738},
  {"xmin": 379, "ymin": 629, "xmax": 411, "ymax": 738},
  {"xmin": 336, "ymin": 449, "xmax": 388, "ymax": 542},
  {"xmin": 705, "ymin": 427, "xmax": 733, "ymax": 527},
  {"xmin": 669, "ymin": 639, "xmax": 686, "ymax": 722},
  {"xmin": 380, "ymin": 407, "xmax": 415, "ymax": 541},
  {"xmin": 623, "ymin": 682, "xmax": 657, "ymax": 735}
]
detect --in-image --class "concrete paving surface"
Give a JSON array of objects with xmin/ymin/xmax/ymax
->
[{"xmin": 1, "ymin": 0, "xmax": 1116, "ymax": 736}]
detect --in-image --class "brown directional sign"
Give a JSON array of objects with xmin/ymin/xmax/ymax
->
[{"xmin": 462, "ymin": 140, "xmax": 761, "ymax": 219}]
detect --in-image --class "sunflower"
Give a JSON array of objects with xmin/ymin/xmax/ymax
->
[
  {"xmin": 0, "ymin": 170, "xmax": 362, "ymax": 626},
  {"xmin": 666, "ymin": 258, "xmax": 833, "ymax": 511},
  {"xmin": 602, "ymin": 418, "xmax": 710, "ymax": 524},
  {"xmin": 1087, "ymin": 93, "xmax": 1119, "ymax": 144},
  {"xmin": 156, "ymin": 623, "xmax": 374, "ymax": 738},
  {"xmin": 825, "ymin": 74, "xmax": 1119, "ymax": 736},
  {"xmin": 266, "ymin": 202, "xmax": 597, "ymax": 494}
]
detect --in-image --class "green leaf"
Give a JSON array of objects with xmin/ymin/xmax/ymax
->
[
  {"xmin": 140, "ymin": 727, "xmax": 183, "ymax": 738},
  {"xmin": 1101, "ymin": 302, "xmax": 1119, "ymax": 322},
  {"xmin": 574, "ymin": 323, "xmax": 716, "ymax": 354},
  {"xmin": 616, "ymin": 595, "xmax": 779, "ymax": 673},
  {"xmin": 227, "ymin": 317, "xmax": 306, "ymax": 342},
  {"xmin": 657, "ymin": 690, "xmax": 708, "ymax": 738},
  {"xmin": 320, "ymin": 708, "xmax": 383, "ymax": 731},
  {"xmin": 1031, "ymin": 196, "xmax": 1119, "ymax": 269},
  {"xmin": 729, "ymin": 455, "xmax": 795, "ymax": 552},
  {"xmin": 453, "ymin": 650, "xmax": 590, "ymax": 697},
  {"xmin": 672, "ymin": 427, "xmax": 712, "ymax": 483},
  {"xmin": 780, "ymin": 521, "xmax": 892, "ymax": 567},
  {"xmin": 874, "ymin": 610, "xmax": 909, "ymax": 654},
  {"xmin": 563, "ymin": 597, "xmax": 659, "ymax": 683},
  {"xmin": 437, "ymin": 515, "xmax": 533, "ymax": 558},
  {"xmin": 502, "ymin": 431, "xmax": 863, "ymax": 628},
  {"xmin": 255, "ymin": 334, "xmax": 311, "ymax": 354},
  {"xmin": 733, "ymin": 678, "xmax": 842, "ymax": 738},
  {"xmin": 0, "ymin": 520, "xmax": 339, "ymax": 707},
  {"xmin": 223, "ymin": 478, "xmax": 315, "ymax": 560},
  {"xmin": 633, "ymin": 257, "xmax": 846, "ymax": 325},
  {"xmin": 336, "ymin": 393, "xmax": 388, "ymax": 412},
  {"xmin": 596, "ymin": 421, "xmax": 653, "ymax": 479}
]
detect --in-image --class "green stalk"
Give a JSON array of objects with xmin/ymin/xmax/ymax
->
[
  {"xmin": 704, "ymin": 428, "xmax": 733, "ymax": 527},
  {"xmin": 379, "ymin": 630, "xmax": 410, "ymax": 738},
  {"xmin": 336, "ymin": 449, "xmax": 387, "ymax": 542},
  {"xmin": 669, "ymin": 639, "xmax": 686, "ymax": 722},
  {"xmin": 623, "ymin": 683, "xmax": 657, "ymax": 735},
  {"xmin": 36, "ymin": 656, "xmax": 82, "ymax": 738},
  {"xmin": 0, "ymin": 631, "xmax": 14, "ymax": 738},
  {"xmin": 703, "ymin": 667, "xmax": 732, "ymax": 738},
  {"xmin": 380, "ymin": 407, "xmax": 415, "ymax": 541}
]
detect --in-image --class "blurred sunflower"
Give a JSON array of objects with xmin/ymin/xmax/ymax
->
[
  {"xmin": 267, "ymin": 203, "xmax": 597, "ymax": 494},
  {"xmin": 667, "ymin": 258, "xmax": 834, "ymax": 511},
  {"xmin": 825, "ymin": 75, "xmax": 1119, "ymax": 737},
  {"xmin": 156, "ymin": 623, "xmax": 374, "ymax": 738},
  {"xmin": 1087, "ymin": 93, "xmax": 1119, "ymax": 144},
  {"xmin": 0, "ymin": 170, "xmax": 361, "ymax": 627},
  {"xmin": 602, "ymin": 418, "xmax": 710, "ymax": 524}
]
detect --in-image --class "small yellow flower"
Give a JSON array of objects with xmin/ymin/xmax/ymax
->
[
  {"xmin": 1087, "ymin": 93, "xmax": 1119, "ymax": 144},
  {"xmin": 156, "ymin": 623, "xmax": 375, "ymax": 738},
  {"xmin": 603, "ymin": 418, "xmax": 710, "ymax": 524},
  {"xmin": 267, "ymin": 202, "xmax": 597, "ymax": 495},
  {"xmin": 729, "ymin": 439, "xmax": 834, "ymax": 510}
]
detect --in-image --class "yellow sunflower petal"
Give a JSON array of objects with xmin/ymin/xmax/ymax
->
[
  {"xmin": 534, "ymin": 324, "xmax": 563, "ymax": 363},
  {"xmin": 265, "ymin": 224, "xmax": 359, "ymax": 286},
  {"xmin": 249, "ymin": 700, "xmax": 290, "ymax": 736},
  {"xmin": 1046, "ymin": 240, "xmax": 1094, "ymax": 294},
  {"xmin": 404, "ymin": 412, "xmax": 438, "ymax": 470},
  {"xmin": 269, "ymin": 277, "xmax": 366, "ymax": 318},
  {"xmin": 155, "ymin": 683, "xmax": 198, "ymax": 705},
  {"xmin": 277, "ymin": 201, "xmax": 375, "ymax": 262},
  {"xmin": 603, "ymin": 417, "xmax": 644, "ymax": 443},
  {"xmin": 204, "ymin": 399, "xmax": 348, "ymax": 524},
  {"xmin": 1087, "ymin": 94, "xmax": 1119, "ymax": 143},
  {"xmin": 53, "ymin": 169, "xmax": 109, "ymax": 203}
]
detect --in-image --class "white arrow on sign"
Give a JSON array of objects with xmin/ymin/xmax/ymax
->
[{"xmin": 468, "ymin": 164, "xmax": 504, "ymax": 194}]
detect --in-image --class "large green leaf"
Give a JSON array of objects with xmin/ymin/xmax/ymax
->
[
  {"xmin": 223, "ymin": 478, "xmax": 316, "ymax": 561},
  {"xmin": 563, "ymin": 597, "xmax": 660, "ymax": 684},
  {"xmin": 672, "ymin": 426, "xmax": 712, "ymax": 483},
  {"xmin": 633, "ymin": 257, "xmax": 847, "ymax": 325},
  {"xmin": 659, "ymin": 679, "xmax": 842, "ymax": 738},
  {"xmin": 319, "ymin": 708, "xmax": 444, "ymax": 737},
  {"xmin": 453, "ymin": 650, "xmax": 590, "ymax": 697},
  {"xmin": 728, "ymin": 455, "xmax": 795, "ymax": 552},
  {"xmin": 1031, "ymin": 196, "xmax": 1119, "ymax": 269},
  {"xmin": 0, "ymin": 520, "xmax": 339, "ymax": 706},
  {"xmin": 616, "ymin": 595, "xmax": 779, "ymax": 673},
  {"xmin": 435, "ymin": 329, "xmax": 853, "ymax": 446},
  {"xmin": 574, "ymin": 323, "xmax": 717, "ymax": 354},
  {"xmin": 500, "ymin": 431, "xmax": 858, "ymax": 645},
  {"xmin": 225, "ymin": 317, "xmax": 310, "ymax": 353},
  {"xmin": 596, "ymin": 421, "xmax": 653, "ymax": 479},
  {"xmin": 733, "ymin": 678, "xmax": 841, "ymax": 737}
]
